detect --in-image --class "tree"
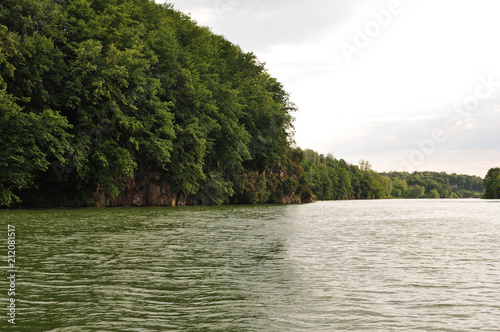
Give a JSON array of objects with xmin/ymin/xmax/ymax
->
[
  {"xmin": 483, "ymin": 168, "xmax": 500, "ymax": 199},
  {"xmin": 408, "ymin": 185, "xmax": 425, "ymax": 198},
  {"xmin": 391, "ymin": 178, "xmax": 408, "ymax": 198},
  {"xmin": 0, "ymin": 89, "xmax": 70, "ymax": 206},
  {"xmin": 428, "ymin": 189, "xmax": 440, "ymax": 199}
]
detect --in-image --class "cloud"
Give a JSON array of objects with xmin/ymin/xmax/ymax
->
[
  {"xmin": 168, "ymin": 0, "xmax": 387, "ymax": 52},
  {"xmin": 316, "ymin": 100, "xmax": 500, "ymax": 176},
  {"xmin": 160, "ymin": 0, "xmax": 500, "ymax": 176}
]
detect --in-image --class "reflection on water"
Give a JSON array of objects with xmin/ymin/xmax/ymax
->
[{"xmin": 2, "ymin": 200, "xmax": 500, "ymax": 331}]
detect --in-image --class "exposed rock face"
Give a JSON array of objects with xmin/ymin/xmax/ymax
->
[
  {"xmin": 100, "ymin": 171, "xmax": 178, "ymax": 207},
  {"xmin": 278, "ymin": 195, "xmax": 298, "ymax": 204},
  {"xmin": 277, "ymin": 194, "xmax": 315, "ymax": 204},
  {"xmin": 95, "ymin": 170, "xmax": 315, "ymax": 207}
]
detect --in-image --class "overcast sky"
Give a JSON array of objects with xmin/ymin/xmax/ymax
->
[{"xmin": 157, "ymin": 0, "xmax": 500, "ymax": 176}]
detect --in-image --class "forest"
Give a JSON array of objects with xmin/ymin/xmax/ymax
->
[
  {"xmin": 295, "ymin": 149, "xmax": 484, "ymax": 201},
  {"xmin": 0, "ymin": 0, "xmax": 488, "ymax": 207}
]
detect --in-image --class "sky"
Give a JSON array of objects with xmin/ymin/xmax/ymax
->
[{"xmin": 156, "ymin": 0, "xmax": 500, "ymax": 177}]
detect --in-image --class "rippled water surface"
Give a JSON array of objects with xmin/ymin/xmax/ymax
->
[{"xmin": 2, "ymin": 199, "xmax": 500, "ymax": 331}]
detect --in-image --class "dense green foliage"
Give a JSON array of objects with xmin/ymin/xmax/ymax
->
[
  {"xmin": 0, "ymin": 89, "xmax": 70, "ymax": 205},
  {"xmin": 0, "ymin": 0, "xmax": 486, "ymax": 207},
  {"xmin": 483, "ymin": 168, "xmax": 500, "ymax": 199},
  {"xmin": 297, "ymin": 149, "xmax": 484, "ymax": 200},
  {"xmin": 0, "ymin": 0, "xmax": 298, "ymax": 206},
  {"xmin": 382, "ymin": 171, "xmax": 484, "ymax": 199}
]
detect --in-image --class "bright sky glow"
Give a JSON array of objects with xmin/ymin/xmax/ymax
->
[{"xmin": 156, "ymin": 0, "xmax": 500, "ymax": 176}]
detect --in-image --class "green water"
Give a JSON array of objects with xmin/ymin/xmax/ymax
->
[{"xmin": 2, "ymin": 200, "xmax": 500, "ymax": 331}]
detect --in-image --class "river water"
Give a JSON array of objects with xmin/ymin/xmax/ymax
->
[{"xmin": 2, "ymin": 199, "xmax": 500, "ymax": 331}]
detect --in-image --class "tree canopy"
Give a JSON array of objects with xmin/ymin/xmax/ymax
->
[
  {"xmin": 483, "ymin": 168, "xmax": 500, "ymax": 199},
  {"xmin": 0, "ymin": 0, "xmax": 296, "ymax": 206}
]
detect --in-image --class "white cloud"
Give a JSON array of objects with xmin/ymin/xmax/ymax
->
[{"xmin": 158, "ymin": 0, "xmax": 500, "ymax": 176}]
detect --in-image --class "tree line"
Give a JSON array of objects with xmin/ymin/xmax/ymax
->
[
  {"xmin": 0, "ymin": 0, "xmax": 489, "ymax": 207},
  {"xmin": 295, "ymin": 149, "xmax": 484, "ymax": 201}
]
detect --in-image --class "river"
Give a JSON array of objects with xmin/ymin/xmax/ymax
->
[{"xmin": 2, "ymin": 199, "xmax": 500, "ymax": 331}]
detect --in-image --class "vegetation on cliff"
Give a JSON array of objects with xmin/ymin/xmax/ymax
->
[
  {"xmin": 0, "ymin": 0, "xmax": 299, "ymax": 206},
  {"xmin": 0, "ymin": 0, "xmax": 487, "ymax": 207}
]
